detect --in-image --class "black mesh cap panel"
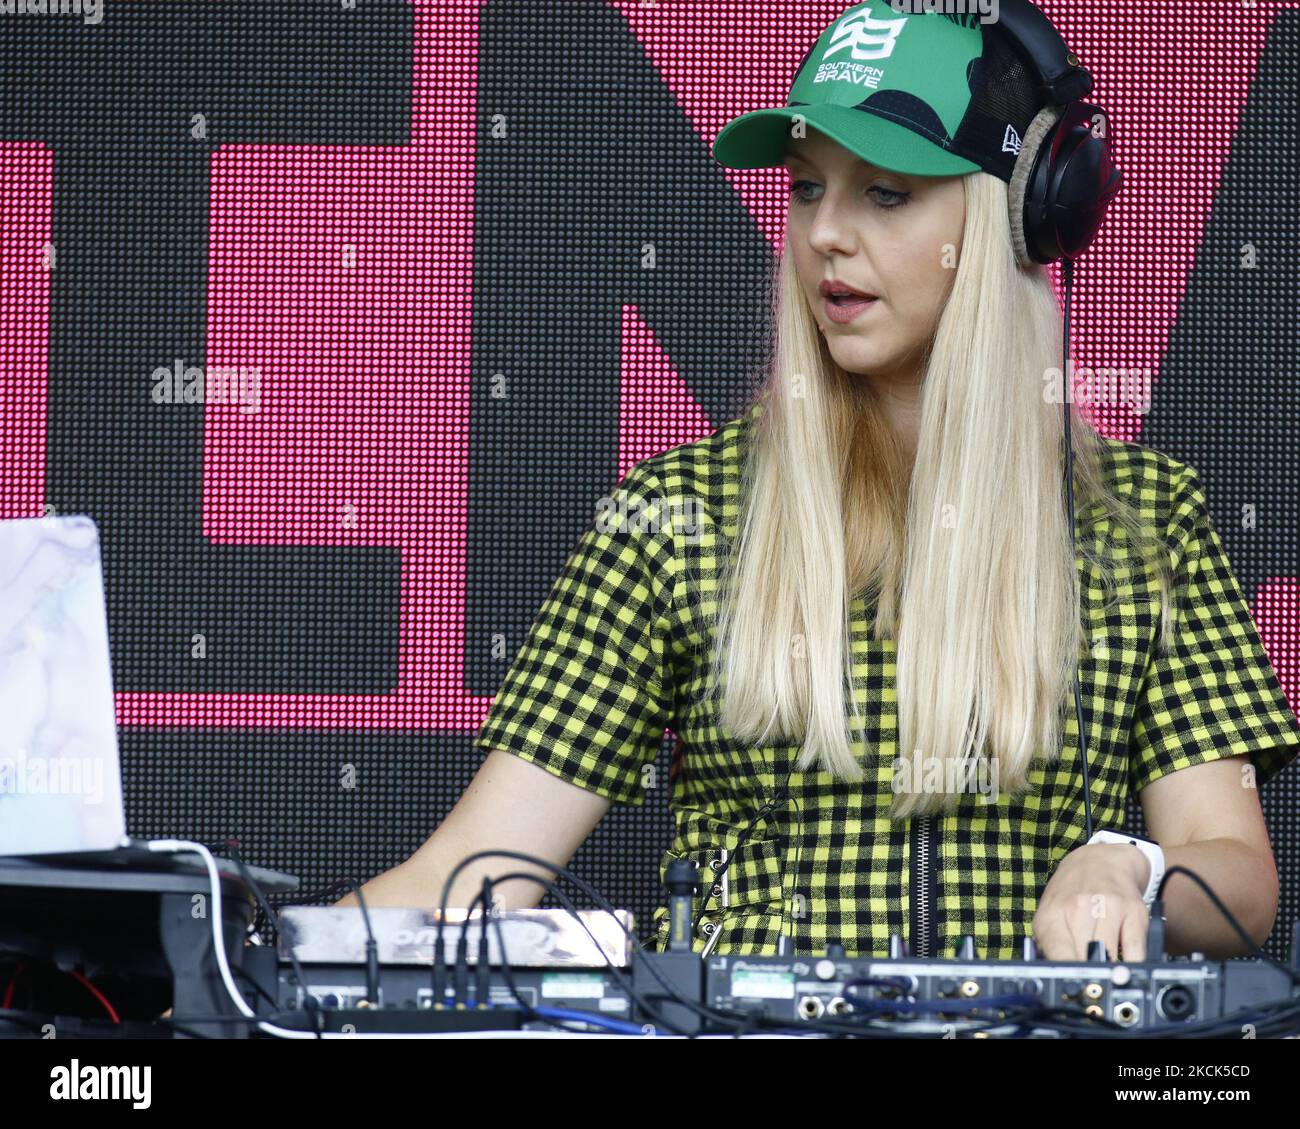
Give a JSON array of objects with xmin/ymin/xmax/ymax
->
[{"xmin": 953, "ymin": 27, "xmax": 1050, "ymax": 182}]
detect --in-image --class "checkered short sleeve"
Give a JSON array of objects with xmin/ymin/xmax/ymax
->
[
  {"xmin": 473, "ymin": 461, "xmax": 678, "ymax": 806},
  {"xmin": 1128, "ymin": 461, "xmax": 1300, "ymax": 792}
]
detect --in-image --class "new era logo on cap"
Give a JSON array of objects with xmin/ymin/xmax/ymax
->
[{"xmin": 1002, "ymin": 124, "xmax": 1022, "ymax": 154}]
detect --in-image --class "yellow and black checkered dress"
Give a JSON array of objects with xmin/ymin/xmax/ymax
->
[{"xmin": 474, "ymin": 403, "xmax": 1300, "ymax": 959}]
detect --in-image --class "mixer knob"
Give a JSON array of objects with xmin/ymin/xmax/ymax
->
[
  {"xmin": 1087, "ymin": 939, "xmax": 1109, "ymax": 962},
  {"xmin": 955, "ymin": 935, "xmax": 977, "ymax": 961},
  {"xmin": 814, "ymin": 959, "xmax": 837, "ymax": 981},
  {"xmin": 888, "ymin": 934, "xmax": 910, "ymax": 960},
  {"xmin": 824, "ymin": 942, "xmax": 846, "ymax": 958},
  {"xmin": 1021, "ymin": 936, "xmax": 1038, "ymax": 962}
]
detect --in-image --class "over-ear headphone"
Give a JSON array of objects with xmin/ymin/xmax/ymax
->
[{"xmin": 991, "ymin": 0, "xmax": 1123, "ymax": 267}]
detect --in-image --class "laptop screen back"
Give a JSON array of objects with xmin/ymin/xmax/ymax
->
[{"xmin": 0, "ymin": 515, "xmax": 126, "ymax": 855}]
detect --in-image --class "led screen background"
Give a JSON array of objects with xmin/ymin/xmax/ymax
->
[{"xmin": 1, "ymin": 0, "xmax": 1297, "ymax": 958}]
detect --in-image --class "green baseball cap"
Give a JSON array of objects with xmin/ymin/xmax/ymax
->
[{"xmin": 712, "ymin": 1, "xmax": 1047, "ymax": 183}]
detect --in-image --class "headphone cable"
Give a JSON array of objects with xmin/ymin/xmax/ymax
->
[{"xmin": 1060, "ymin": 255, "xmax": 1095, "ymax": 842}]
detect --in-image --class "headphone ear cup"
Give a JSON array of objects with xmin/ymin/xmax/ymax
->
[
  {"xmin": 1021, "ymin": 102, "xmax": 1123, "ymax": 266},
  {"xmin": 1008, "ymin": 104, "xmax": 1064, "ymax": 268}
]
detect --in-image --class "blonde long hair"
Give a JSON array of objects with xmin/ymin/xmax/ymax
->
[{"xmin": 708, "ymin": 170, "xmax": 1174, "ymax": 819}]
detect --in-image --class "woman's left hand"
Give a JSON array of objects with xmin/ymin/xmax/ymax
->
[{"xmin": 1032, "ymin": 843, "xmax": 1151, "ymax": 961}]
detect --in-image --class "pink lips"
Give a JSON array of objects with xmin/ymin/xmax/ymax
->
[
  {"xmin": 824, "ymin": 295, "xmax": 878, "ymax": 324},
  {"xmin": 819, "ymin": 279, "xmax": 877, "ymax": 301}
]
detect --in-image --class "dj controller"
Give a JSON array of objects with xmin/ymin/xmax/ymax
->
[
  {"xmin": 2, "ymin": 851, "xmax": 1297, "ymax": 1039},
  {"xmin": 259, "ymin": 905, "xmax": 1300, "ymax": 1038}
]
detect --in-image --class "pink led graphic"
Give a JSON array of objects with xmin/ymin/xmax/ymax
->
[
  {"xmin": 0, "ymin": 1, "xmax": 1296, "ymax": 727},
  {"xmin": 617, "ymin": 305, "xmax": 714, "ymax": 483},
  {"xmin": 0, "ymin": 143, "xmax": 50, "ymax": 516},
  {"xmin": 1257, "ymin": 581, "xmax": 1299, "ymax": 717}
]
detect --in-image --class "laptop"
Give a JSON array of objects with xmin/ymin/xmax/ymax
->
[
  {"xmin": 0, "ymin": 515, "xmax": 300, "ymax": 897},
  {"xmin": 0, "ymin": 514, "xmax": 135, "ymax": 857}
]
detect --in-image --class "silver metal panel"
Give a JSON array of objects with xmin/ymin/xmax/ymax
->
[{"xmin": 278, "ymin": 906, "xmax": 636, "ymax": 968}]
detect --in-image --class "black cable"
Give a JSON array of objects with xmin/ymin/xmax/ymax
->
[
  {"xmin": 720, "ymin": 860, "xmax": 1300, "ymax": 1039},
  {"xmin": 433, "ymin": 849, "xmax": 767, "ymax": 1036},
  {"xmin": 231, "ymin": 965, "xmax": 280, "ymax": 1012},
  {"xmin": 466, "ymin": 873, "xmax": 662, "ymax": 1035},
  {"xmin": 330, "ymin": 876, "xmax": 381, "ymax": 1007},
  {"xmin": 472, "ymin": 877, "xmax": 493, "ymax": 1009},
  {"xmin": 51, "ymin": 995, "xmax": 1262, "ymax": 1041},
  {"xmin": 223, "ymin": 841, "xmax": 289, "ymax": 952},
  {"xmin": 168, "ymin": 839, "xmax": 277, "ymax": 945},
  {"xmin": 432, "ymin": 851, "xmax": 664, "ymax": 1014},
  {"xmin": 815, "ymin": 864, "xmax": 1300, "ymax": 1040},
  {"xmin": 780, "ymin": 792, "xmax": 805, "ymax": 954},
  {"xmin": 267, "ymin": 876, "xmax": 358, "ymax": 908},
  {"xmin": 199, "ymin": 850, "xmax": 1300, "ymax": 1040},
  {"xmin": 451, "ymin": 900, "xmax": 470, "ymax": 1007},
  {"xmin": 223, "ymin": 842, "xmax": 322, "ymax": 1038},
  {"xmin": 1154, "ymin": 866, "xmax": 1300, "ymax": 986},
  {"xmin": 1060, "ymin": 255, "xmax": 1094, "ymax": 843},
  {"xmin": 475, "ymin": 875, "xmax": 593, "ymax": 1033},
  {"xmin": 427, "ymin": 848, "xmax": 1237, "ymax": 1039},
  {"xmin": 470, "ymin": 876, "xmax": 526, "ymax": 1011},
  {"xmin": 450, "ymin": 867, "xmax": 696, "ymax": 1036}
]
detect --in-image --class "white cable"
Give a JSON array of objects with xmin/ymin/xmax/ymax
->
[
  {"xmin": 145, "ymin": 840, "xmax": 699, "ymax": 1040},
  {"xmin": 145, "ymin": 838, "xmax": 338, "ymax": 1039},
  {"xmin": 146, "ymin": 839, "xmax": 254, "ymax": 1017}
]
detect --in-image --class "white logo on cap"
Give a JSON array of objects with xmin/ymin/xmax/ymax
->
[
  {"xmin": 824, "ymin": 9, "xmax": 908, "ymax": 62},
  {"xmin": 1002, "ymin": 124, "xmax": 1022, "ymax": 154}
]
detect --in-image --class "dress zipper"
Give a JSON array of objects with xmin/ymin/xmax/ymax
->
[{"xmin": 909, "ymin": 814, "xmax": 939, "ymax": 958}]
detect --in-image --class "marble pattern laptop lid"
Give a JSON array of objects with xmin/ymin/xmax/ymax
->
[{"xmin": 0, "ymin": 515, "xmax": 127, "ymax": 855}]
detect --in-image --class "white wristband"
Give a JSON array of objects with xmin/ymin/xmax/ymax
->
[{"xmin": 1087, "ymin": 829, "xmax": 1165, "ymax": 908}]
